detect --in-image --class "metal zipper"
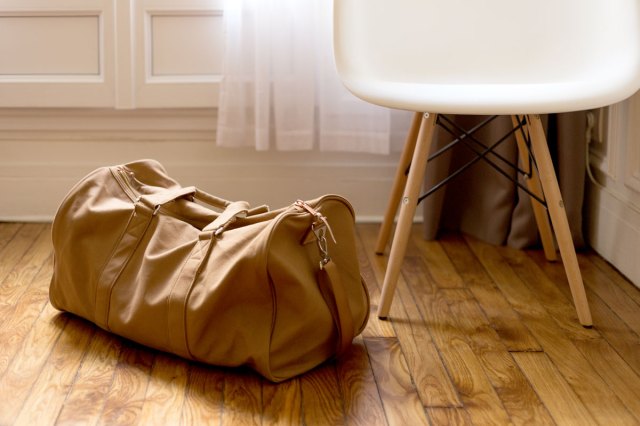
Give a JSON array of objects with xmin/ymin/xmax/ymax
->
[{"xmin": 112, "ymin": 167, "xmax": 140, "ymax": 203}]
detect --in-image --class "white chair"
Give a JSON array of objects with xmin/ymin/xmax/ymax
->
[{"xmin": 333, "ymin": 0, "xmax": 640, "ymax": 327}]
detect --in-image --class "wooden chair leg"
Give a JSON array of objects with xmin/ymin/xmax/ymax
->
[
  {"xmin": 527, "ymin": 114, "xmax": 593, "ymax": 326},
  {"xmin": 375, "ymin": 111, "xmax": 423, "ymax": 254},
  {"xmin": 511, "ymin": 115, "xmax": 558, "ymax": 261},
  {"xmin": 378, "ymin": 112, "xmax": 437, "ymax": 318}
]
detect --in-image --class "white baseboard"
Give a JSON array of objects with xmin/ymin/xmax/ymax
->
[
  {"xmin": 0, "ymin": 158, "xmax": 400, "ymax": 221},
  {"xmin": 587, "ymin": 183, "xmax": 640, "ymax": 289}
]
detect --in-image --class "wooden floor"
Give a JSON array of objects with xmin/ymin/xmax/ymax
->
[{"xmin": 1, "ymin": 222, "xmax": 640, "ymax": 425}]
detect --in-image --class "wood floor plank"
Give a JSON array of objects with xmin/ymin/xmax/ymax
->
[
  {"xmin": 300, "ymin": 363, "xmax": 345, "ymax": 425},
  {"xmin": 409, "ymin": 233, "xmax": 465, "ymax": 289},
  {"xmin": 0, "ymin": 223, "xmax": 45, "ymax": 285},
  {"xmin": 480, "ymin": 351, "xmax": 555, "ymax": 426},
  {"xmin": 572, "ymin": 337, "xmax": 640, "ymax": 424},
  {"xmin": 415, "ymin": 231, "xmax": 552, "ymax": 423},
  {"xmin": 262, "ymin": 377, "xmax": 302, "ymax": 425},
  {"xmin": 0, "ymin": 225, "xmax": 52, "ymax": 314},
  {"xmin": 436, "ymin": 232, "xmax": 541, "ymax": 351},
  {"xmin": 403, "ymin": 257, "xmax": 513, "ymax": 425},
  {"xmin": 497, "ymin": 244, "xmax": 597, "ymax": 340},
  {"xmin": 393, "ymin": 272, "xmax": 462, "ymax": 408},
  {"xmin": 221, "ymin": 371, "xmax": 262, "ymax": 426},
  {"xmin": 360, "ymin": 226, "xmax": 462, "ymax": 407},
  {"xmin": 0, "ymin": 255, "xmax": 52, "ymax": 377},
  {"xmin": 180, "ymin": 364, "xmax": 225, "ymax": 425},
  {"xmin": 364, "ymin": 337, "xmax": 429, "ymax": 426},
  {"xmin": 586, "ymin": 252, "xmax": 640, "ymax": 307},
  {"xmin": 426, "ymin": 407, "xmax": 473, "ymax": 425},
  {"xmin": 528, "ymin": 250, "xmax": 640, "ymax": 378},
  {"xmin": 435, "ymin": 336, "xmax": 512, "ymax": 426},
  {"xmin": 97, "ymin": 342, "xmax": 155, "ymax": 426},
  {"xmin": 501, "ymin": 244, "xmax": 640, "ymax": 421},
  {"xmin": 138, "ymin": 354, "xmax": 190, "ymax": 426},
  {"xmin": 466, "ymin": 236, "xmax": 639, "ymax": 425},
  {"xmin": 12, "ymin": 316, "xmax": 95, "ymax": 426},
  {"xmin": 513, "ymin": 352, "xmax": 596, "ymax": 425},
  {"xmin": 578, "ymin": 255, "xmax": 640, "ymax": 336},
  {"xmin": 0, "ymin": 223, "xmax": 22, "ymax": 252},
  {"xmin": 461, "ymin": 236, "xmax": 567, "ymax": 330},
  {"xmin": 529, "ymin": 249, "xmax": 640, "ymax": 337},
  {"xmin": 54, "ymin": 329, "xmax": 121, "ymax": 425},
  {"xmin": 0, "ymin": 303, "xmax": 68, "ymax": 426},
  {"xmin": 337, "ymin": 336, "xmax": 387, "ymax": 426},
  {"xmin": 443, "ymin": 288, "xmax": 555, "ymax": 425},
  {"xmin": 528, "ymin": 319, "xmax": 635, "ymax": 424},
  {"xmin": 585, "ymin": 291, "xmax": 640, "ymax": 377}
]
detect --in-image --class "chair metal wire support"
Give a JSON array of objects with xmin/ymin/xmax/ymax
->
[
  {"xmin": 415, "ymin": 115, "xmax": 548, "ymax": 206},
  {"xmin": 438, "ymin": 115, "xmax": 530, "ymax": 178}
]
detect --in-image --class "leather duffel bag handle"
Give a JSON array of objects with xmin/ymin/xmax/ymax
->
[
  {"xmin": 139, "ymin": 185, "xmax": 267, "ymax": 225},
  {"xmin": 192, "ymin": 188, "xmax": 269, "ymax": 218},
  {"xmin": 139, "ymin": 186, "xmax": 199, "ymax": 212}
]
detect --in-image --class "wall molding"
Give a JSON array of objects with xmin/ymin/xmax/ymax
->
[
  {"xmin": 625, "ymin": 92, "xmax": 640, "ymax": 194},
  {"xmin": 0, "ymin": 108, "xmax": 405, "ymax": 223},
  {"xmin": 587, "ymin": 93, "xmax": 640, "ymax": 288},
  {"xmin": 0, "ymin": 108, "xmax": 216, "ymax": 141}
]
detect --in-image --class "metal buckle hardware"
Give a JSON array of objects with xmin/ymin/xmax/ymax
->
[{"xmin": 294, "ymin": 200, "xmax": 337, "ymax": 269}]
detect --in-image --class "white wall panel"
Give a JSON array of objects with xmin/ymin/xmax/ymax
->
[
  {"xmin": 133, "ymin": 0, "xmax": 224, "ymax": 108},
  {"xmin": 0, "ymin": 15, "xmax": 100, "ymax": 75},
  {"xmin": 0, "ymin": 0, "xmax": 115, "ymax": 107},
  {"xmin": 151, "ymin": 14, "xmax": 223, "ymax": 76}
]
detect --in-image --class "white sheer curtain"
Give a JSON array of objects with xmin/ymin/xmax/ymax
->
[{"xmin": 216, "ymin": 0, "xmax": 394, "ymax": 154}]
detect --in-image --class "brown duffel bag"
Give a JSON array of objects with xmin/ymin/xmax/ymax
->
[{"xmin": 49, "ymin": 159, "xmax": 369, "ymax": 382}]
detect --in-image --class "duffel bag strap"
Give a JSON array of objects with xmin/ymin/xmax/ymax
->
[
  {"xmin": 203, "ymin": 201, "xmax": 251, "ymax": 235},
  {"xmin": 318, "ymin": 260, "xmax": 355, "ymax": 356},
  {"xmin": 296, "ymin": 199, "xmax": 355, "ymax": 355}
]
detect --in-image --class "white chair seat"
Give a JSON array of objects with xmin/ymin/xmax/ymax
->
[{"xmin": 334, "ymin": 0, "xmax": 640, "ymax": 114}]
